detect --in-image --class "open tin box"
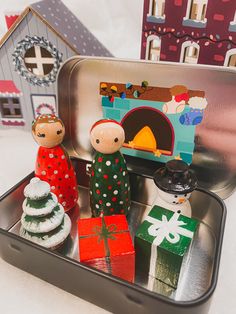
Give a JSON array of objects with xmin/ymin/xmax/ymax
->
[{"xmin": 0, "ymin": 57, "xmax": 232, "ymax": 314}]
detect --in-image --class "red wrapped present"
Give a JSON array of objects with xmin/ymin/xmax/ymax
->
[{"xmin": 78, "ymin": 215, "xmax": 135, "ymax": 282}]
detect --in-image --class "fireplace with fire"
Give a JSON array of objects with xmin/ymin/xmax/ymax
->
[{"xmin": 100, "ymin": 82, "xmax": 207, "ymax": 164}]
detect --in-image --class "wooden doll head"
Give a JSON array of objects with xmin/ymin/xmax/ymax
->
[
  {"xmin": 90, "ymin": 119, "xmax": 125, "ymax": 154},
  {"xmin": 32, "ymin": 114, "xmax": 65, "ymax": 148}
]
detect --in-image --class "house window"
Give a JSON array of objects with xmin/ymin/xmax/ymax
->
[
  {"xmin": 145, "ymin": 35, "xmax": 161, "ymax": 61},
  {"xmin": 147, "ymin": 0, "xmax": 166, "ymax": 23},
  {"xmin": 24, "ymin": 46, "xmax": 55, "ymax": 77},
  {"xmin": 229, "ymin": 11, "xmax": 236, "ymax": 32},
  {"xmin": 183, "ymin": 0, "xmax": 208, "ymax": 28},
  {"xmin": 152, "ymin": 0, "xmax": 165, "ymax": 17},
  {"xmin": 180, "ymin": 41, "xmax": 200, "ymax": 64},
  {"xmin": 189, "ymin": 0, "xmax": 207, "ymax": 21},
  {"xmin": 13, "ymin": 35, "xmax": 63, "ymax": 87},
  {"xmin": 224, "ymin": 49, "xmax": 236, "ymax": 67},
  {"xmin": 0, "ymin": 97, "xmax": 22, "ymax": 118}
]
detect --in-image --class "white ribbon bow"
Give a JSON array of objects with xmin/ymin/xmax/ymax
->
[{"xmin": 146, "ymin": 212, "xmax": 194, "ymax": 246}]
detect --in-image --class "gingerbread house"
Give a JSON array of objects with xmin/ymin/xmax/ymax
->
[{"xmin": 0, "ymin": 0, "xmax": 112, "ymax": 129}]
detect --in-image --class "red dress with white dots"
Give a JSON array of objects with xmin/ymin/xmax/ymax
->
[{"xmin": 35, "ymin": 145, "xmax": 78, "ymax": 212}]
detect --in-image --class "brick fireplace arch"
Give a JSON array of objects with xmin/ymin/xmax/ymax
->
[{"xmin": 121, "ymin": 106, "xmax": 174, "ymax": 156}]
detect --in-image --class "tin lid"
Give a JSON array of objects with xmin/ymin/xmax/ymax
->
[{"xmin": 58, "ymin": 56, "xmax": 236, "ymax": 199}]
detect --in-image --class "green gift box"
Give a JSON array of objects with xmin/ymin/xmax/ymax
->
[{"xmin": 135, "ymin": 205, "xmax": 199, "ymax": 289}]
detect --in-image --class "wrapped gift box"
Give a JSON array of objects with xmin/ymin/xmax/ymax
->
[
  {"xmin": 78, "ymin": 215, "xmax": 135, "ymax": 282},
  {"xmin": 135, "ymin": 206, "xmax": 199, "ymax": 288}
]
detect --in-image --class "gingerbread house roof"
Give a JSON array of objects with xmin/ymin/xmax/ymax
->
[{"xmin": 0, "ymin": 0, "xmax": 112, "ymax": 57}]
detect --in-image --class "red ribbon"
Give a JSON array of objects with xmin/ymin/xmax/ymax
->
[{"xmin": 174, "ymin": 93, "xmax": 189, "ymax": 103}]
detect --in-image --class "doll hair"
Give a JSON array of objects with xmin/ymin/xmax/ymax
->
[
  {"xmin": 90, "ymin": 119, "xmax": 122, "ymax": 133},
  {"xmin": 32, "ymin": 114, "xmax": 64, "ymax": 132}
]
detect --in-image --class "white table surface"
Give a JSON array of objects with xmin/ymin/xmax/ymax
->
[{"xmin": 0, "ymin": 1, "xmax": 235, "ymax": 313}]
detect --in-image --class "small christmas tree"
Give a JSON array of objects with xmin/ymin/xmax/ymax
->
[{"xmin": 20, "ymin": 177, "xmax": 71, "ymax": 249}]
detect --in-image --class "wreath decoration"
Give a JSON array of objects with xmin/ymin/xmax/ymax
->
[
  {"xmin": 12, "ymin": 35, "xmax": 63, "ymax": 87},
  {"xmin": 35, "ymin": 103, "xmax": 56, "ymax": 116}
]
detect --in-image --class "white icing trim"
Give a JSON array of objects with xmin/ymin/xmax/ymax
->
[
  {"xmin": 224, "ymin": 48, "xmax": 236, "ymax": 67},
  {"xmin": 180, "ymin": 41, "xmax": 200, "ymax": 64},
  {"xmin": 145, "ymin": 34, "xmax": 161, "ymax": 61},
  {"xmin": 0, "ymin": 118, "xmax": 25, "ymax": 122},
  {"xmin": 0, "ymin": 92, "xmax": 22, "ymax": 97}
]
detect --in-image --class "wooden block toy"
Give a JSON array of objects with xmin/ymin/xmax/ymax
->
[
  {"xmin": 78, "ymin": 215, "xmax": 135, "ymax": 282},
  {"xmin": 135, "ymin": 205, "xmax": 198, "ymax": 289}
]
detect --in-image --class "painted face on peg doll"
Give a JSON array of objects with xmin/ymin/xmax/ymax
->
[
  {"xmin": 90, "ymin": 120, "xmax": 125, "ymax": 154},
  {"xmin": 32, "ymin": 115, "xmax": 65, "ymax": 148},
  {"xmin": 157, "ymin": 188, "xmax": 191, "ymax": 205}
]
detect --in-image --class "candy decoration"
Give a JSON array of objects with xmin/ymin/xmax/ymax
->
[
  {"xmin": 120, "ymin": 92, "xmax": 126, "ymax": 99},
  {"xmin": 133, "ymin": 90, "xmax": 141, "ymax": 98},
  {"xmin": 109, "ymin": 95, "xmax": 115, "ymax": 102},
  {"xmin": 126, "ymin": 82, "xmax": 133, "ymax": 90},
  {"xmin": 89, "ymin": 119, "xmax": 131, "ymax": 217},
  {"xmin": 101, "ymin": 83, "xmax": 108, "ymax": 91},
  {"xmin": 141, "ymin": 80, "xmax": 149, "ymax": 88},
  {"xmin": 110, "ymin": 85, "xmax": 118, "ymax": 93}
]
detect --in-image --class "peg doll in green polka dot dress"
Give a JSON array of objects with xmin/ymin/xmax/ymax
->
[{"xmin": 89, "ymin": 119, "xmax": 131, "ymax": 217}]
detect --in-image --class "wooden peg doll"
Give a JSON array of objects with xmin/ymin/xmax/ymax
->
[
  {"xmin": 89, "ymin": 119, "xmax": 131, "ymax": 217},
  {"xmin": 32, "ymin": 114, "xmax": 78, "ymax": 212}
]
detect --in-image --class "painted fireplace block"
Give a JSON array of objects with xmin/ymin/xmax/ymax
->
[
  {"xmin": 0, "ymin": 0, "xmax": 112, "ymax": 130},
  {"xmin": 141, "ymin": 0, "xmax": 236, "ymax": 68},
  {"xmin": 100, "ymin": 82, "xmax": 207, "ymax": 164}
]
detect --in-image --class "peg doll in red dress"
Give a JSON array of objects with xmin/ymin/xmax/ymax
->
[{"xmin": 32, "ymin": 114, "xmax": 78, "ymax": 212}]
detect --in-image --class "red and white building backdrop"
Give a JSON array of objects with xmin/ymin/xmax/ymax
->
[{"xmin": 141, "ymin": 0, "xmax": 236, "ymax": 67}]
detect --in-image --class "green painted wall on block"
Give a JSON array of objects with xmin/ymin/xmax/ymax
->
[
  {"xmin": 114, "ymin": 98, "xmax": 131, "ymax": 110},
  {"xmin": 102, "ymin": 96, "xmax": 198, "ymax": 164},
  {"xmin": 105, "ymin": 108, "xmax": 121, "ymax": 120}
]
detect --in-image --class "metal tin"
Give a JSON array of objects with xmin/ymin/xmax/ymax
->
[
  {"xmin": 0, "ymin": 58, "xmax": 228, "ymax": 314},
  {"xmin": 0, "ymin": 158, "xmax": 226, "ymax": 314}
]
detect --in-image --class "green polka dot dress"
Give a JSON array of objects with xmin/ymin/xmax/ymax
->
[{"xmin": 90, "ymin": 151, "xmax": 131, "ymax": 217}]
